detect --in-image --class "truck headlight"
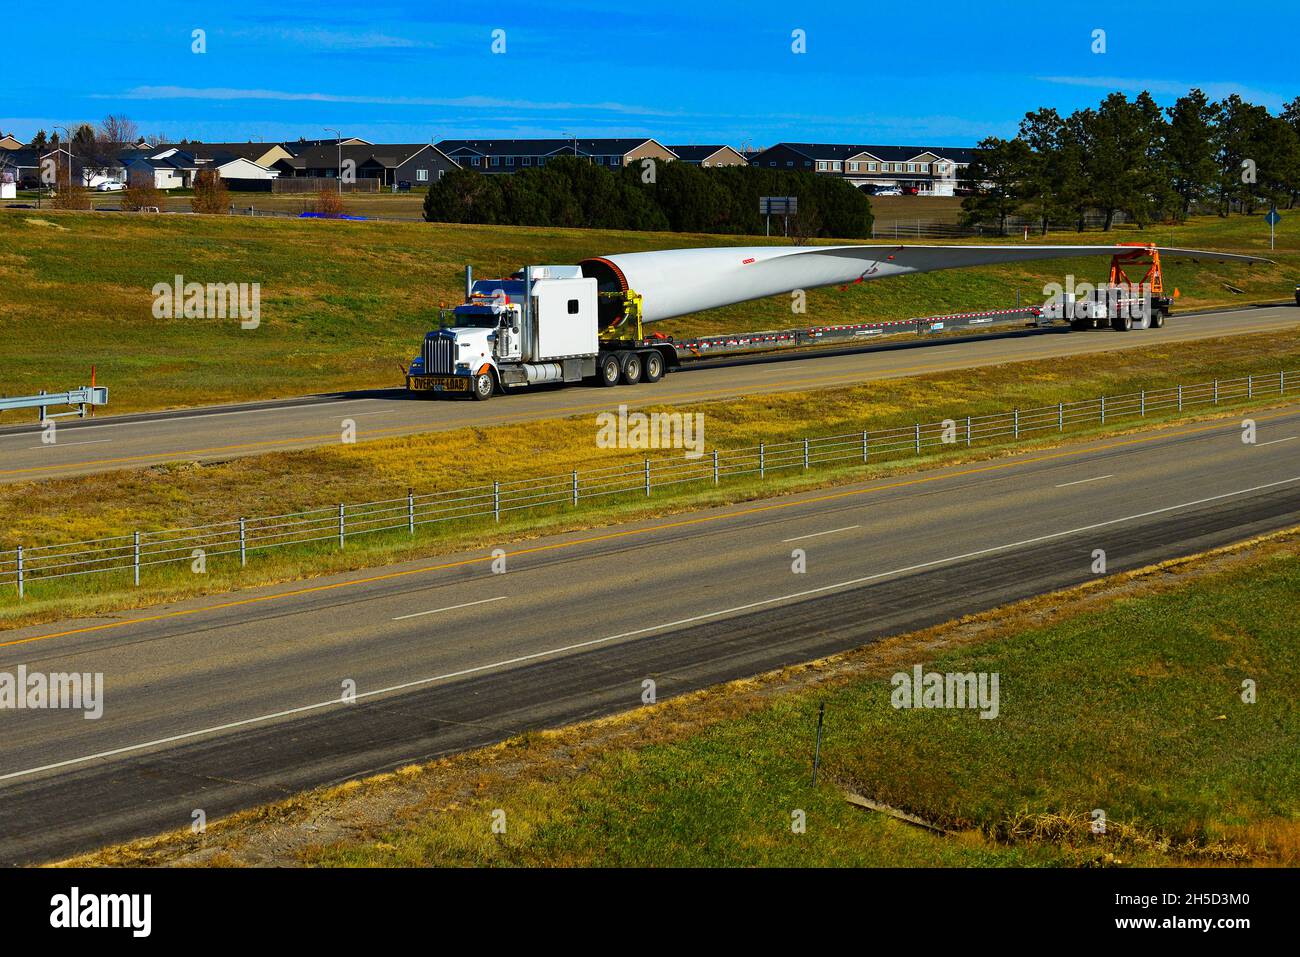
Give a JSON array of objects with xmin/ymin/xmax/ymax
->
[{"xmin": 454, "ymin": 362, "xmax": 471, "ymax": 374}]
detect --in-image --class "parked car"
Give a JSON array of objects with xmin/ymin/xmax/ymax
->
[
  {"xmin": 96, "ymin": 181, "xmax": 126, "ymax": 192},
  {"xmin": 874, "ymin": 186, "xmax": 902, "ymax": 197}
]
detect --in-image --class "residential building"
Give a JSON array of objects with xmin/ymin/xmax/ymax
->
[
  {"xmin": 747, "ymin": 142, "xmax": 978, "ymax": 195},
  {"xmin": 0, "ymin": 133, "xmax": 22, "ymax": 150},
  {"xmin": 434, "ymin": 137, "xmax": 676, "ymax": 173},
  {"xmin": 274, "ymin": 143, "xmax": 457, "ymax": 186},
  {"xmin": 667, "ymin": 145, "xmax": 746, "ymax": 167}
]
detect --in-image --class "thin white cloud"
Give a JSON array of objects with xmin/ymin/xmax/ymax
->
[
  {"xmin": 1037, "ymin": 76, "xmax": 1288, "ymax": 109},
  {"xmin": 237, "ymin": 27, "xmax": 442, "ymax": 50},
  {"xmin": 104, "ymin": 85, "xmax": 688, "ymax": 117}
]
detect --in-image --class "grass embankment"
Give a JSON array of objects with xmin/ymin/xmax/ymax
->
[
  {"xmin": 0, "ymin": 206, "xmax": 1290, "ymax": 417},
  {"xmin": 4, "ymin": 328, "xmax": 1298, "ymax": 628},
  {"xmin": 71, "ymin": 527, "xmax": 1300, "ymax": 868}
]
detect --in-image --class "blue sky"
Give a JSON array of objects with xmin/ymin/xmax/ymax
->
[{"xmin": 5, "ymin": 0, "xmax": 1297, "ymax": 148}]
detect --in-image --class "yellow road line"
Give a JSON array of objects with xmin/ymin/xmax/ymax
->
[{"xmin": 4, "ymin": 405, "xmax": 1297, "ymax": 650}]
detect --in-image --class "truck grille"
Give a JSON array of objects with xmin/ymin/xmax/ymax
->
[{"xmin": 423, "ymin": 335, "xmax": 455, "ymax": 374}]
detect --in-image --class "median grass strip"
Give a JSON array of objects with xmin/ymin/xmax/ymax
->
[
  {"xmin": 66, "ymin": 526, "xmax": 1300, "ymax": 868},
  {"xmin": 0, "ymin": 208, "xmax": 1289, "ymax": 417},
  {"xmin": 3, "ymin": 327, "xmax": 1299, "ymax": 628}
]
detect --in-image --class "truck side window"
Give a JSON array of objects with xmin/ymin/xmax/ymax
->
[{"xmin": 567, "ymin": 299, "xmax": 580, "ymax": 314}]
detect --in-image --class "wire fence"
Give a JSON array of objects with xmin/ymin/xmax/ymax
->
[{"xmin": 2, "ymin": 369, "xmax": 1293, "ymax": 598}]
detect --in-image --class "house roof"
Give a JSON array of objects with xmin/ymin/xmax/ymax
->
[
  {"xmin": 667, "ymin": 145, "xmax": 740, "ymax": 162},
  {"xmin": 156, "ymin": 142, "xmax": 282, "ymax": 162},
  {"xmin": 279, "ymin": 137, "xmax": 372, "ymax": 156},
  {"xmin": 279, "ymin": 143, "xmax": 447, "ymax": 170},
  {"xmin": 435, "ymin": 138, "xmax": 670, "ymax": 158}
]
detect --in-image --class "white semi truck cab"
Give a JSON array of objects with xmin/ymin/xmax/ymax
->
[{"xmin": 406, "ymin": 264, "xmax": 677, "ymax": 400}]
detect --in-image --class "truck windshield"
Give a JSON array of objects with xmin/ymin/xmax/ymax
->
[{"xmin": 452, "ymin": 312, "xmax": 500, "ymax": 329}]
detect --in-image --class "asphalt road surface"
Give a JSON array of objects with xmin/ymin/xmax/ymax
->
[
  {"xmin": 1, "ymin": 302, "xmax": 1296, "ymax": 485},
  {"xmin": 2, "ymin": 405, "xmax": 1298, "ymax": 863}
]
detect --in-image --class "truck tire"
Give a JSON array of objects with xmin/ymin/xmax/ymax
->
[
  {"xmin": 1150, "ymin": 308, "xmax": 1165, "ymax": 328},
  {"xmin": 1069, "ymin": 318, "xmax": 1091, "ymax": 331},
  {"xmin": 619, "ymin": 351, "xmax": 643, "ymax": 385},
  {"xmin": 598, "ymin": 353, "xmax": 621, "ymax": 387},
  {"xmin": 471, "ymin": 371, "xmax": 495, "ymax": 401},
  {"xmin": 1111, "ymin": 311, "xmax": 1132, "ymax": 332},
  {"xmin": 642, "ymin": 350, "xmax": 664, "ymax": 383}
]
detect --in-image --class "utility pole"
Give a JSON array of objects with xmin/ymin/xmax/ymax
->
[{"xmin": 325, "ymin": 127, "xmax": 342, "ymax": 194}]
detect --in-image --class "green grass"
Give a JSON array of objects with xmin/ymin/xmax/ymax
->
[
  {"xmin": 4, "ymin": 327, "xmax": 1298, "ymax": 630},
  {"xmin": 0, "ymin": 207, "xmax": 1291, "ymax": 417},
  {"xmin": 303, "ymin": 535, "xmax": 1300, "ymax": 867}
]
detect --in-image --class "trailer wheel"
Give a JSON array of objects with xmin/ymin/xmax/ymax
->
[
  {"xmin": 471, "ymin": 371, "xmax": 495, "ymax": 401},
  {"xmin": 1111, "ymin": 311, "xmax": 1132, "ymax": 332},
  {"xmin": 620, "ymin": 351, "xmax": 643, "ymax": 385},
  {"xmin": 598, "ymin": 353, "xmax": 622, "ymax": 387},
  {"xmin": 642, "ymin": 350, "xmax": 664, "ymax": 383},
  {"xmin": 1069, "ymin": 318, "xmax": 1091, "ymax": 331},
  {"xmin": 1150, "ymin": 308, "xmax": 1165, "ymax": 328}
]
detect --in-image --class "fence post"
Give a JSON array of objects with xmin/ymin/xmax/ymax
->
[
  {"xmin": 966, "ymin": 415, "xmax": 972, "ymax": 447},
  {"xmin": 1248, "ymin": 374, "xmax": 1253, "ymax": 400},
  {"xmin": 338, "ymin": 504, "xmax": 345, "ymax": 549},
  {"xmin": 914, "ymin": 423, "xmax": 921, "ymax": 455},
  {"xmin": 1178, "ymin": 384, "xmax": 1183, "ymax": 412},
  {"xmin": 493, "ymin": 481, "xmax": 501, "ymax": 522},
  {"xmin": 1282, "ymin": 370, "xmax": 1287, "ymax": 395},
  {"xmin": 239, "ymin": 517, "xmax": 247, "ymax": 567},
  {"xmin": 862, "ymin": 430, "xmax": 868, "ymax": 463},
  {"xmin": 1014, "ymin": 409, "xmax": 1020, "ymax": 440},
  {"xmin": 407, "ymin": 490, "xmax": 415, "ymax": 535},
  {"xmin": 712, "ymin": 449, "xmax": 719, "ymax": 485},
  {"xmin": 1214, "ymin": 379, "xmax": 1219, "ymax": 404},
  {"xmin": 572, "ymin": 470, "xmax": 579, "ymax": 506},
  {"xmin": 133, "ymin": 530, "xmax": 141, "ymax": 586},
  {"xmin": 1140, "ymin": 390, "xmax": 1145, "ymax": 417},
  {"xmin": 15, "ymin": 544, "xmax": 22, "ymax": 600},
  {"xmin": 803, "ymin": 437, "xmax": 810, "ymax": 470},
  {"xmin": 644, "ymin": 458, "xmax": 651, "ymax": 496},
  {"xmin": 1100, "ymin": 396, "xmax": 1106, "ymax": 425},
  {"xmin": 760, "ymin": 441, "xmax": 766, "ymax": 478},
  {"xmin": 1058, "ymin": 402, "xmax": 1064, "ymax": 432}
]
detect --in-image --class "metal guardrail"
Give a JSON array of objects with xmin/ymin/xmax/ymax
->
[
  {"xmin": 0, "ymin": 386, "xmax": 108, "ymax": 422},
  {"xmin": 0, "ymin": 370, "xmax": 1293, "ymax": 598}
]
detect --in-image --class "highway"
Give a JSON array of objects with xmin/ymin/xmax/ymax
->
[
  {"xmin": 1, "ymin": 302, "xmax": 1296, "ymax": 485},
  {"xmin": 1, "ymin": 404, "xmax": 1298, "ymax": 864}
]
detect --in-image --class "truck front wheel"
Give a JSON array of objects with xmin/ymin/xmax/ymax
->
[{"xmin": 472, "ymin": 371, "xmax": 495, "ymax": 401}]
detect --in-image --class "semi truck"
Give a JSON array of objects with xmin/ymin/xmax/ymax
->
[{"xmin": 404, "ymin": 243, "xmax": 1266, "ymax": 400}]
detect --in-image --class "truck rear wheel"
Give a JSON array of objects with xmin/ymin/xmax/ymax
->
[
  {"xmin": 598, "ymin": 353, "xmax": 621, "ymax": 387},
  {"xmin": 619, "ymin": 351, "xmax": 643, "ymax": 385},
  {"xmin": 1150, "ymin": 308, "xmax": 1165, "ymax": 328},
  {"xmin": 1111, "ymin": 312, "xmax": 1132, "ymax": 332},
  {"xmin": 642, "ymin": 350, "xmax": 664, "ymax": 383},
  {"xmin": 1069, "ymin": 318, "xmax": 1091, "ymax": 331},
  {"xmin": 471, "ymin": 371, "xmax": 495, "ymax": 401}
]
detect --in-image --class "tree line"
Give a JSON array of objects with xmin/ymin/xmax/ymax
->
[
  {"xmin": 422, "ymin": 156, "xmax": 875, "ymax": 238},
  {"xmin": 964, "ymin": 89, "xmax": 1300, "ymax": 234}
]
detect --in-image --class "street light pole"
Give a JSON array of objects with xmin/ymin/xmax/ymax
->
[{"xmin": 325, "ymin": 127, "xmax": 342, "ymax": 194}]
